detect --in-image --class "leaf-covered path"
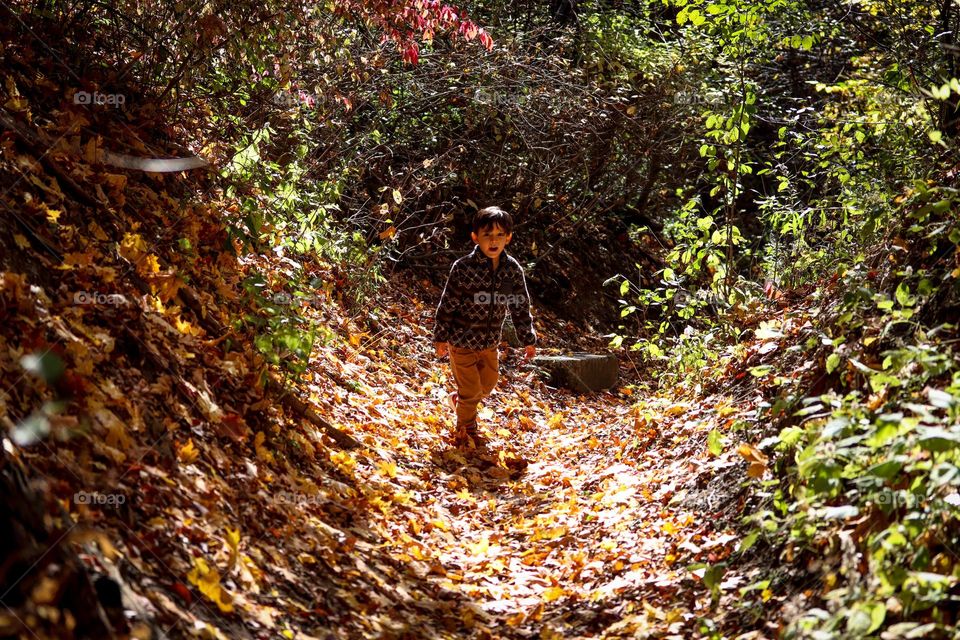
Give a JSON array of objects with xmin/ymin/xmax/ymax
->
[
  {"xmin": 180, "ymin": 292, "xmax": 755, "ymax": 639},
  {"xmin": 3, "ymin": 265, "xmax": 760, "ymax": 639}
]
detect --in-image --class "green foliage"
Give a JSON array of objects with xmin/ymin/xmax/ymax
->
[
  {"xmin": 238, "ymin": 272, "xmax": 335, "ymax": 378},
  {"xmin": 733, "ymin": 200, "xmax": 960, "ymax": 636},
  {"xmin": 604, "ymin": 0, "xmax": 960, "ymax": 634}
]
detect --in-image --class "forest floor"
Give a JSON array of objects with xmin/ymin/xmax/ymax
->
[{"xmin": 4, "ymin": 269, "xmax": 778, "ymax": 639}]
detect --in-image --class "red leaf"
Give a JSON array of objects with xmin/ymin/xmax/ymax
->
[{"xmin": 171, "ymin": 582, "xmax": 193, "ymax": 605}]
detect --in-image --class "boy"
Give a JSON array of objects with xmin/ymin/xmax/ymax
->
[{"xmin": 434, "ymin": 206, "xmax": 537, "ymax": 447}]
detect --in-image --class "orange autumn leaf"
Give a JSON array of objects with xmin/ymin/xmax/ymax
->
[{"xmin": 737, "ymin": 443, "xmax": 769, "ymax": 478}]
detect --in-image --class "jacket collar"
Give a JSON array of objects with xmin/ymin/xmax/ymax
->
[{"xmin": 468, "ymin": 245, "xmax": 509, "ymax": 268}]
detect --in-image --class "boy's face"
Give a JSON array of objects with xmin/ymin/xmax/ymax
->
[{"xmin": 471, "ymin": 224, "xmax": 512, "ymax": 261}]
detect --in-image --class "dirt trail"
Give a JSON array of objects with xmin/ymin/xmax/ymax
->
[
  {"xmin": 5, "ymin": 285, "xmax": 749, "ymax": 640},
  {"xmin": 286, "ymin": 299, "xmax": 744, "ymax": 638}
]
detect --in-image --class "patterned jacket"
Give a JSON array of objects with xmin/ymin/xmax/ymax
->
[{"xmin": 434, "ymin": 246, "xmax": 537, "ymax": 350}]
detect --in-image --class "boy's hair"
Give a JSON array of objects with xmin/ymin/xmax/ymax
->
[{"xmin": 472, "ymin": 206, "xmax": 514, "ymax": 234}]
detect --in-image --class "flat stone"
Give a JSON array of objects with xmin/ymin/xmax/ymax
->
[
  {"xmin": 501, "ymin": 314, "xmax": 521, "ymax": 347},
  {"xmin": 533, "ymin": 353, "xmax": 619, "ymax": 393}
]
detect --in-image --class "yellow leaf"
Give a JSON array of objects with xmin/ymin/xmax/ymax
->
[
  {"xmin": 143, "ymin": 254, "xmax": 161, "ymax": 274},
  {"xmin": 392, "ymin": 188, "xmax": 403, "ymax": 204},
  {"xmin": 330, "ymin": 450, "xmax": 355, "ymax": 474},
  {"xmin": 14, "ymin": 234, "xmax": 30, "ymax": 249},
  {"xmin": 62, "ymin": 252, "xmax": 95, "ymax": 268},
  {"xmin": 177, "ymin": 439, "xmax": 199, "ymax": 464},
  {"xmin": 543, "ymin": 586, "xmax": 565, "ymax": 602},
  {"xmin": 45, "ymin": 207, "xmax": 62, "ymax": 224},
  {"xmin": 174, "ymin": 316, "xmax": 202, "ymax": 336},
  {"xmin": 225, "ymin": 527, "xmax": 241, "ymax": 553},
  {"xmin": 468, "ymin": 537, "xmax": 489, "ymax": 555},
  {"xmin": 378, "ymin": 225, "xmax": 397, "ymax": 240},
  {"xmin": 530, "ymin": 526, "xmax": 567, "ymax": 542},
  {"xmin": 118, "ymin": 232, "xmax": 147, "ymax": 263},
  {"xmin": 377, "ymin": 460, "xmax": 397, "ymax": 478},
  {"xmin": 664, "ymin": 403, "xmax": 688, "ymax": 416},
  {"xmin": 4, "ymin": 96, "xmax": 29, "ymax": 113},
  {"xmin": 254, "ymin": 431, "xmax": 275, "ymax": 464},
  {"xmin": 186, "ymin": 557, "xmax": 234, "ymax": 613},
  {"xmin": 506, "ymin": 611, "xmax": 526, "ymax": 626}
]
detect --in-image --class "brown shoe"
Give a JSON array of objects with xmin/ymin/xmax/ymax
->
[{"xmin": 455, "ymin": 422, "xmax": 488, "ymax": 449}]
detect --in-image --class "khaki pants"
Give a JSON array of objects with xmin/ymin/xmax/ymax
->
[{"xmin": 449, "ymin": 345, "xmax": 499, "ymax": 429}]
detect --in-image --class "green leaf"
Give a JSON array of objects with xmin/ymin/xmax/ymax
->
[
  {"xmin": 918, "ymin": 426, "xmax": 960, "ymax": 452},
  {"xmin": 778, "ymin": 426, "xmax": 803, "ymax": 448},
  {"xmin": 876, "ymin": 298, "xmax": 895, "ymax": 311},
  {"xmin": 826, "ymin": 353, "xmax": 841, "ymax": 374},
  {"xmin": 847, "ymin": 602, "xmax": 886, "ymax": 635},
  {"xmin": 702, "ymin": 563, "xmax": 725, "ymax": 591},
  {"xmin": 867, "ymin": 460, "xmax": 902, "ymax": 478},
  {"xmin": 895, "ymin": 282, "xmax": 915, "ymax": 307},
  {"xmin": 707, "ymin": 429, "xmax": 724, "ymax": 456},
  {"xmin": 738, "ymin": 531, "xmax": 759, "ymax": 552},
  {"xmin": 869, "ymin": 373, "xmax": 900, "ymax": 392}
]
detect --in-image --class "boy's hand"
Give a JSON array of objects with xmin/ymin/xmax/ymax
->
[
  {"xmin": 435, "ymin": 342, "xmax": 449, "ymax": 358},
  {"xmin": 523, "ymin": 345, "xmax": 536, "ymax": 361}
]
